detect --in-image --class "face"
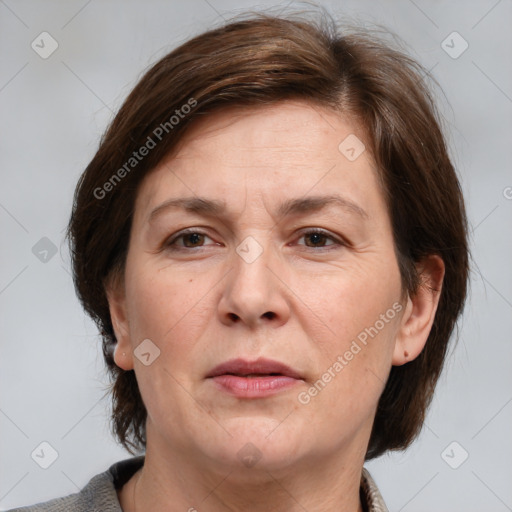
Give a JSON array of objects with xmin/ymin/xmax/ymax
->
[{"xmin": 108, "ymin": 100, "xmax": 423, "ymax": 476}]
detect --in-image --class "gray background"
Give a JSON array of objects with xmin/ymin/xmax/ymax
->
[{"xmin": 1, "ymin": 0, "xmax": 511, "ymax": 510}]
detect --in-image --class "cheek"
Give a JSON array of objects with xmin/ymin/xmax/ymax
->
[
  {"xmin": 298, "ymin": 259, "xmax": 402, "ymax": 343},
  {"xmin": 297, "ymin": 263, "xmax": 402, "ymax": 406},
  {"xmin": 124, "ymin": 260, "xmax": 219, "ymax": 370},
  {"xmin": 300, "ymin": 314, "xmax": 400, "ymax": 436},
  {"xmin": 123, "ymin": 264, "xmax": 214, "ymax": 428},
  {"xmin": 125, "ymin": 261, "xmax": 191, "ymax": 336}
]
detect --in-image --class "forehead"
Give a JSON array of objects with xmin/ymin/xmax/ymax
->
[
  {"xmin": 170, "ymin": 100, "xmax": 363, "ymax": 163},
  {"xmin": 133, "ymin": 100, "xmax": 382, "ymax": 221}
]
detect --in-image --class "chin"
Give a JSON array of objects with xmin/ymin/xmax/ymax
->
[{"xmin": 205, "ymin": 416, "xmax": 304, "ymax": 471}]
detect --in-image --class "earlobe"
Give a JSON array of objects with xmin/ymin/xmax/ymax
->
[
  {"xmin": 105, "ymin": 276, "xmax": 134, "ymax": 371},
  {"xmin": 392, "ymin": 255, "xmax": 445, "ymax": 366},
  {"xmin": 113, "ymin": 343, "xmax": 133, "ymax": 371}
]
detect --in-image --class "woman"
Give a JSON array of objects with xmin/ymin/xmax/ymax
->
[{"xmin": 10, "ymin": 10, "xmax": 468, "ymax": 512}]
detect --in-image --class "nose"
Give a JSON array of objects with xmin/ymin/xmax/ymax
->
[{"xmin": 217, "ymin": 236, "xmax": 291, "ymax": 329}]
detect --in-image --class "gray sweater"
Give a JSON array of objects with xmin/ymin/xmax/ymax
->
[
  {"xmin": 7, "ymin": 457, "xmax": 388, "ymax": 511},
  {"xmin": 7, "ymin": 456, "xmax": 144, "ymax": 512}
]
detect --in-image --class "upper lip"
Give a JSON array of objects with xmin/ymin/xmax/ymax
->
[{"xmin": 206, "ymin": 357, "xmax": 303, "ymax": 379}]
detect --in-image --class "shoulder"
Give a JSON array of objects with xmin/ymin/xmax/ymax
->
[
  {"xmin": 5, "ymin": 456, "xmax": 145, "ymax": 512},
  {"xmin": 5, "ymin": 471, "xmax": 115, "ymax": 512}
]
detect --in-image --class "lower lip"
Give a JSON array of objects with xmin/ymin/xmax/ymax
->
[{"xmin": 209, "ymin": 375, "xmax": 301, "ymax": 398}]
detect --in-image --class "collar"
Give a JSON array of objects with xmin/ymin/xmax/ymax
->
[{"xmin": 361, "ymin": 467, "xmax": 389, "ymax": 512}]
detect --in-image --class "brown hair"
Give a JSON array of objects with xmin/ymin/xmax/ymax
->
[{"xmin": 66, "ymin": 10, "xmax": 469, "ymax": 459}]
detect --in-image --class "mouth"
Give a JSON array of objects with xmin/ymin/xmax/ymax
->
[
  {"xmin": 206, "ymin": 358, "xmax": 304, "ymax": 398},
  {"xmin": 206, "ymin": 357, "xmax": 303, "ymax": 380}
]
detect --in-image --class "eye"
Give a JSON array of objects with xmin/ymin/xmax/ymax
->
[
  {"xmin": 165, "ymin": 229, "xmax": 216, "ymax": 250},
  {"xmin": 296, "ymin": 229, "xmax": 344, "ymax": 249}
]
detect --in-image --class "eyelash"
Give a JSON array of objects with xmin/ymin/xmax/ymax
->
[{"xmin": 164, "ymin": 228, "xmax": 345, "ymax": 252}]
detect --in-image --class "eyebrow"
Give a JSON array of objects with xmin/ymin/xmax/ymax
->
[{"xmin": 147, "ymin": 194, "xmax": 368, "ymax": 223}]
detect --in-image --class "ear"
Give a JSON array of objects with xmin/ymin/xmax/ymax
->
[
  {"xmin": 105, "ymin": 273, "xmax": 134, "ymax": 371},
  {"xmin": 393, "ymin": 255, "xmax": 445, "ymax": 366}
]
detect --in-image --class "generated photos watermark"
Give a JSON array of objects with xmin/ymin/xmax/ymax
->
[
  {"xmin": 297, "ymin": 302, "xmax": 403, "ymax": 405},
  {"xmin": 93, "ymin": 97, "xmax": 197, "ymax": 200}
]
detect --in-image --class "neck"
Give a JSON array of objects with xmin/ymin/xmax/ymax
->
[{"xmin": 120, "ymin": 433, "xmax": 367, "ymax": 512}]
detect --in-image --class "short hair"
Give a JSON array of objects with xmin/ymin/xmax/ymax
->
[{"xmin": 66, "ymin": 10, "xmax": 469, "ymax": 459}]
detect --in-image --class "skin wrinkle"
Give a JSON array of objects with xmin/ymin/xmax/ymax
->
[{"xmin": 108, "ymin": 100, "xmax": 443, "ymax": 512}]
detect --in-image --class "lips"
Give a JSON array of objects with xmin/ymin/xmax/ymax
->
[
  {"xmin": 206, "ymin": 357, "xmax": 303, "ymax": 380},
  {"xmin": 206, "ymin": 357, "xmax": 303, "ymax": 398}
]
